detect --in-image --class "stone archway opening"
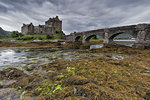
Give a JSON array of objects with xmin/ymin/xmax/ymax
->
[
  {"xmin": 109, "ymin": 32, "xmax": 136, "ymax": 47},
  {"xmin": 75, "ymin": 36, "xmax": 83, "ymax": 42},
  {"xmin": 85, "ymin": 35, "xmax": 103, "ymax": 43}
]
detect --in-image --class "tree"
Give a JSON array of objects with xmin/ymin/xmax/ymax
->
[
  {"xmin": 11, "ymin": 31, "xmax": 23, "ymax": 38},
  {"xmin": 56, "ymin": 31, "xmax": 65, "ymax": 35},
  {"xmin": 55, "ymin": 31, "xmax": 65, "ymax": 39},
  {"xmin": 74, "ymin": 32, "xmax": 77, "ymax": 34}
]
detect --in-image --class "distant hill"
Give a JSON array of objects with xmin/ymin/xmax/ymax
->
[{"xmin": 0, "ymin": 27, "xmax": 11, "ymax": 39}]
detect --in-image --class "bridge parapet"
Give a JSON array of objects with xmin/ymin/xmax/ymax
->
[{"xmin": 136, "ymin": 24, "xmax": 150, "ymax": 31}]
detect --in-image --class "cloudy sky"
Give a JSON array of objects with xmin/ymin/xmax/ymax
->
[{"xmin": 0, "ymin": 0, "xmax": 150, "ymax": 34}]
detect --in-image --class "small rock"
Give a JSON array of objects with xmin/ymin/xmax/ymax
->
[
  {"xmin": 47, "ymin": 72, "xmax": 58, "ymax": 80},
  {"xmin": 0, "ymin": 68, "xmax": 25, "ymax": 80},
  {"xmin": 74, "ymin": 87, "xmax": 78, "ymax": 94}
]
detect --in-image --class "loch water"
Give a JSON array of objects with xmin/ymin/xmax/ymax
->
[{"xmin": 0, "ymin": 40, "xmax": 134, "ymax": 70}]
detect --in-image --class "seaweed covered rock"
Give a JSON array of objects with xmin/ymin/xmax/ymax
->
[
  {"xmin": 62, "ymin": 42, "xmax": 82, "ymax": 49},
  {"xmin": 64, "ymin": 96, "xmax": 90, "ymax": 100},
  {"xmin": 0, "ymin": 68, "xmax": 26, "ymax": 80},
  {"xmin": 80, "ymin": 44, "xmax": 91, "ymax": 49},
  {"xmin": 144, "ymin": 90, "xmax": 150, "ymax": 100},
  {"xmin": 63, "ymin": 76, "xmax": 90, "ymax": 86},
  {"xmin": 49, "ymin": 83, "xmax": 124, "ymax": 100}
]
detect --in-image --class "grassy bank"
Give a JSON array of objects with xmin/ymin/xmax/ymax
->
[{"xmin": 2, "ymin": 34, "xmax": 65, "ymax": 42}]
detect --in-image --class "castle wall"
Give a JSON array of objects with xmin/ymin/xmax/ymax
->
[
  {"xmin": 34, "ymin": 26, "xmax": 40, "ymax": 34},
  {"xmin": 54, "ymin": 21, "xmax": 62, "ymax": 32},
  {"xmin": 21, "ymin": 25, "xmax": 28, "ymax": 35},
  {"xmin": 22, "ymin": 23, "xmax": 34, "ymax": 35},
  {"xmin": 44, "ymin": 27, "xmax": 53, "ymax": 34},
  {"xmin": 22, "ymin": 16, "xmax": 62, "ymax": 35},
  {"xmin": 28, "ymin": 25, "xmax": 34, "ymax": 34}
]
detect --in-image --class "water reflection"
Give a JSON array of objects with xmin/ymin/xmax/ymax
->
[
  {"xmin": 0, "ymin": 48, "xmax": 104, "ymax": 69},
  {"xmin": 90, "ymin": 43, "xmax": 133, "ymax": 49},
  {"xmin": 0, "ymin": 49, "xmax": 26, "ymax": 66},
  {"xmin": 90, "ymin": 44, "xmax": 103, "ymax": 49},
  {"xmin": 115, "ymin": 43, "xmax": 134, "ymax": 47},
  {"xmin": 114, "ymin": 39, "xmax": 135, "ymax": 47},
  {"xmin": 90, "ymin": 40, "xmax": 135, "ymax": 49},
  {"xmin": 113, "ymin": 40, "xmax": 135, "ymax": 42},
  {"xmin": 0, "ymin": 46, "xmax": 127, "ymax": 70}
]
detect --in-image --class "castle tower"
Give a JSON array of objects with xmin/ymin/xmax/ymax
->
[
  {"xmin": 21, "ymin": 23, "xmax": 34, "ymax": 35},
  {"xmin": 45, "ymin": 16, "xmax": 62, "ymax": 34}
]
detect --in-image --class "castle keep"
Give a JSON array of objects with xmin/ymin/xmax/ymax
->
[{"xmin": 21, "ymin": 16, "xmax": 62, "ymax": 35}]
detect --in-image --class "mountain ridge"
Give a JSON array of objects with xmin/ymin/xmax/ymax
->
[{"xmin": 0, "ymin": 27, "xmax": 11, "ymax": 39}]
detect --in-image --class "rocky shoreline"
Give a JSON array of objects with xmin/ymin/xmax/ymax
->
[
  {"xmin": 0, "ymin": 45, "xmax": 150, "ymax": 100},
  {"xmin": 0, "ymin": 41, "xmax": 102, "ymax": 50}
]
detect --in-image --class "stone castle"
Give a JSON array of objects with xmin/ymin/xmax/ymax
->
[{"xmin": 21, "ymin": 16, "xmax": 62, "ymax": 35}]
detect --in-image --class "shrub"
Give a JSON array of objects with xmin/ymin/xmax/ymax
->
[
  {"xmin": 56, "ymin": 31, "xmax": 64, "ymax": 35},
  {"xmin": 46, "ymin": 34, "xmax": 53, "ymax": 39},
  {"xmin": 38, "ymin": 37, "xmax": 43, "ymax": 40},
  {"xmin": 15, "ymin": 34, "xmax": 65, "ymax": 41},
  {"xmin": 16, "ymin": 35, "xmax": 34, "ymax": 41}
]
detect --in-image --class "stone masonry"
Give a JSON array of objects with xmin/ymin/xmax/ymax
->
[
  {"xmin": 21, "ymin": 16, "xmax": 62, "ymax": 35},
  {"xmin": 65, "ymin": 24, "xmax": 150, "ymax": 49}
]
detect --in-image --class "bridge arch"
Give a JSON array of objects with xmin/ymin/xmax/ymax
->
[
  {"xmin": 85, "ymin": 34, "xmax": 104, "ymax": 43},
  {"xmin": 85, "ymin": 35, "xmax": 96, "ymax": 43},
  {"xmin": 108, "ymin": 31, "xmax": 137, "ymax": 43},
  {"xmin": 75, "ymin": 36, "xmax": 83, "ymax": 42}
]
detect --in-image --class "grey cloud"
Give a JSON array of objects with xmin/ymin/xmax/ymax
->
[{"xmin": 0, "ymin": 0, "xmax": 150, "ymax": 34}]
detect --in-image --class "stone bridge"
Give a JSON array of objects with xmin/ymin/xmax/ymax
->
[{"xmin": 65, "ymin": 24, "xmax": 150, "ymax": 48}]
